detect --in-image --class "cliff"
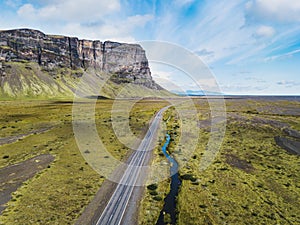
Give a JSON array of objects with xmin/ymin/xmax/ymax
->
[{"xmin": 0, "ymin": 29, "xmax": 164, "ymax": 98}]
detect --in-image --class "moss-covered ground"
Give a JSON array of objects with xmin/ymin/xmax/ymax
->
[
  {"xmin": 176, "ymin": 98, "xmax": 300, "ymax": 225},
  {"xmin": 0, "ymin": 99, "xmax": 167, "ymax": 224},
  {"xmin": 139, "ymin": 97, "xmax": 300, "ymax": 225},
  {"xmin": 1, "ymin": 97, "xmax": 299, "ymax": 225}
]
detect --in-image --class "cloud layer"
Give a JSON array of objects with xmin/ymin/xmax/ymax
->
[
  {"xmin": 18, "ymin": 0, "xmax": 120, "ymax": 22},
  {"xmin": 254, "ymin": 25, "xmax": 275, "ymax": 38},
  {"xmin": 1, "ymin": 0, "xmax": 299, "ymax": 94},
  {"xmin": 246, "ymin": 0, "xmax": 300, "ymax": 23}
]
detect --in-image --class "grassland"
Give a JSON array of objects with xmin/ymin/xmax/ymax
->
[
  {"xmin": 0, "ymin": 99, "xmax": 167, "ymax": 224},
  {"xmin": 138, "ymin": 97, "xmax": 300, "ymax": 225},
  {"xmin": 0, "ymin": 97, "xmax": 299, "ymax": 225},
  {"xmin": 176, "ymin": 98, "xmax": 300, "ymax": 224}
]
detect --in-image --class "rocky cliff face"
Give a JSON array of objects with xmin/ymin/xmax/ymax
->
[{"xmin": 0, "ymin": 28, "xmax": 161, "ymax": 91}]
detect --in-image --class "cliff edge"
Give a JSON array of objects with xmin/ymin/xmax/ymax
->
[{"xmin": 0, "ymin": 29, "xmax": 164, "ymax": 99}]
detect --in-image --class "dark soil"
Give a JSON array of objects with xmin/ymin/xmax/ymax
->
[
  {"xmin": 283, "ymin": 128, "xmax": 300, "ymax": 139},
  {"xmin": 0, "ymin": 127, "xmax": 53, "ymax": 146},
  {"xmin": 225, "ymin": 154, "xmax": 255, "ymax": 173},
  {"xmin": 0, "ymin": 154, "xmax": 54, "ymax": 214},
  {"xmin": 274, "ymin": 137, "xmax": 300, "ymax": 156}
]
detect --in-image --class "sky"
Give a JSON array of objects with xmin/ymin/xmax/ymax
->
[{"xmin": 0, "ymin": 0, "xmax": 300, "ymax": 95}]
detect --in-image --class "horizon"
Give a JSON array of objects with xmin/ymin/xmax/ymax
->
[
  {"xmin": 170, "ymin": 90, "xmax": 300, "ymax": 97},
  {"xmin": 1, "ymin": 0, "xmax": 300, "ymax": 95}
]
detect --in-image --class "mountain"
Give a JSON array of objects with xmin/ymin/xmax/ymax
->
[{"xmin": 0, "ymin": 28, "xmax": 167, "ymax": 99}]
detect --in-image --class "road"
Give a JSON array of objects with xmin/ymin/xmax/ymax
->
[{"xmin": 95, "ymin": 106, "xmax": 170, "ymax": 225}]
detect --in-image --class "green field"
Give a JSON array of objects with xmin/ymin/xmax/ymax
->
[
  {"xmin": 0, "ymin": 99, "xmax": 167, "ymax": 224},
  {"xmin": 0, "ymin": 97, "xmax": 299, "ymax": 225},
  {"xmin": 139, "ymin": 97, "xmax": 300, "ymax": 225}
]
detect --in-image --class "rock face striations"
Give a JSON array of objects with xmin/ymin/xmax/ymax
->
[{"xmin": 0, "ymin": 28, "xmax": 161, "ymax": 97}]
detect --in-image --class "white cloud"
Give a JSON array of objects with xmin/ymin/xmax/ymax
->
[
  {"xmin": 17, "ymin": 0, "xmax": 120, "ymax": 23},
  {"xmin": 246, "ymin": 0, "xmax": 300, "ymax": 22},
  {"xmin": 245, "ymin": 76, "xmax": 266, "ymax": 83},
  {"xmin": 60, "ymin": 23, "xmax": 134, "ymax": 42},
  {"xmin": 151, "ymin": 70, "xmax": 182, "ymax": 91},
  {"xmin": 152, "ymin": 0, "xmax": 300, "ymax": 66},
  {"xmin": 15, "ymin": 1, "xmax": 152, "ymax": 42},
  {"xmin": 254, "ymin": 25, "xmax": 275, "ymax": 38},
  {"xmin": 152, "ymin": 71, "xmax": 173, "ymax": 80},
  {"xmin": 59, "ymin": 14, "xmax": 152, "ymax": 42},
  {"xmin": 186, "ymin": 1, "xmax": 252, "ymax": 64},
  {"xmin": 5, "ymin": 0, "xmax": 22, "ymax": 8},
  {"xmin": 126, "ymin": 14, "xmax": 153, "ymax": 28},
  {"xmin": 198, "ymin": 78, "xmax": 217, "ymax": 88},
  {"xmin": 17, "ymin": 4, "xmax": 36, "ymax": 20},
  {"xmin": 277, "ymin": 80, "xmax": 300, "ymax": 87},
  {"xmin": 220, "ymin": 84, "xmax": 268, "ymax": 93},
  {"xmin": 175, "ymin": 0, "xmax": 195, "ymax": 7},
  {"xmin": 264, "ymin": 49, "xmax": 300, "ymax": 61}
]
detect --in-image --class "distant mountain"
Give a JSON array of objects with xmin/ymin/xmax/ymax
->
[
  {"xmin": 171, "ymin": 89, "xmax": 223, "ymax": 96},
  {"xmin": 0, "ymin": 28, "xmax": 168, "ymax": 99}
]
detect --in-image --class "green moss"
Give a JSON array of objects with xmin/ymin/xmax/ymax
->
[
  {"xmin": 0, "ymin": 62, "xmax": 171, "ymax": 100},
  {"xmin": 0, "ymin": 99, "xmax": 167, "ymax": 224},
  {"xmin": 176, "ymin": 98, "xmax": 300, "ymax": 225},
  {"xmin": 147, "ymin": 184, "xmax": 158, "ymax": 191},
  {"xmin": 0, "ymin": 45, "xmax": 11, "ymax": 50},
  {"xmin": 153, "ymin": 196, "xmax": 163, "ymax": 201}
]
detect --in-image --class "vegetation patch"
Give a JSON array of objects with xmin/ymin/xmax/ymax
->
[
  {"xmin": 176, "ymin": 98, "xmax": 300, "ymax": 225},
  {"xmin": 0, "ymin": 99, "xmax": 167, "ymax": 224},
  {"xmin": 225, "ymin": 154, "xmax": 254, "ymax": 173}
]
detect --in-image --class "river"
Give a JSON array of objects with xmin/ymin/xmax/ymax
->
[{"xmin": 156, "ymin": 134, "xmax": 181, "ymax": 225}]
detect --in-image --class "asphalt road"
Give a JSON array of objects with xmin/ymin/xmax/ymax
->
[{"xmin": 96, "ymin": 106, "xmax": 169, "ymax": 225}]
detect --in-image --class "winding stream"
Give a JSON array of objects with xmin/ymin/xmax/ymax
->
[{"xmin": 156, "ymin": 134, "xmax": 181, "ymax": 225}]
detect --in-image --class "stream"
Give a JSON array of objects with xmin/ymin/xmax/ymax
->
[{"xmin": 156, "ymin": 134, "xmax": 181, "ymax": 225}]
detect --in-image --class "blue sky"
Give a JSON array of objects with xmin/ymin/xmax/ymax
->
[{"xmin": 0, "ymin": 0, "xmax": 300, "ymax": 95}]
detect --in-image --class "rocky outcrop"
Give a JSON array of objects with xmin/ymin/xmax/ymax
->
[{"xmin": 0, "ymin": 28, "xmax": 161, "ymax": 90}]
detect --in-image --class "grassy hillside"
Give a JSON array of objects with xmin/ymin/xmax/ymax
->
[{"xmin": 0, "ymin": 61, "xmax": 171, "ymax": 100}]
